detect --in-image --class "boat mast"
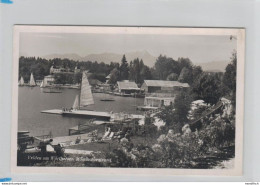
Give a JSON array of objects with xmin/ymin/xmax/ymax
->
[{"xmin": 78, "ymin": 72, "xmax": 82, "ymax": 109}]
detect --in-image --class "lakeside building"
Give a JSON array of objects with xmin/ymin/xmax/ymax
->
[
  {"xmin": 74, "ymin": 66, "xmax": 81, "ymax": 73},
  {"xmin": 116, "ymin": 81, "xmax": 140, "ymax": 95},
  {"xmin": 141, "ymin": 80, "xmax": 190, "ymax": 109},
  {"xmin": 100, "ymin": 84, "xmax": 113, "ymax": 92},
  {"xmin": 35, "ymin": 80, "xmax": 42, "ymax": 86},
  {"xmin": 144, "ymin": 96, "xmax": 175, "ymax": 108},
  {"xmin": 141, "ymin": 80, "xmax": 190, "ymax": 93},
  {"xmin": 43, "ymin": 75, "xmax": 55, "ymax": 86},
  {"xmin": 50, "ymin": 66, "xmax": 74, "ymax": 74}
]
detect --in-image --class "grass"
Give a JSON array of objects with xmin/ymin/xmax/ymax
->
[{"xmin": 66, "ymin": 141, "xmax": 119, "ymax": 153}]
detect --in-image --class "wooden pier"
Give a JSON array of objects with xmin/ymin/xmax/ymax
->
[
  {"xmin": 41, "ymin": 109, "xmax": 144, "ymax": 121},
  {"xmin": 41, "ymin": 109, "xmax": 112, "ymax": 120}
]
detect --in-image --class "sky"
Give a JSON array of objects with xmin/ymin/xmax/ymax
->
[{"xmin": 19, "ymin": 32, "xmax": 237, "ymax": 64}]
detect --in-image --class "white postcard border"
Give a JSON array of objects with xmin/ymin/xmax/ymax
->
[{"xmin": 11, "ymin": 25, "xmax": 245, "ymax": 176}]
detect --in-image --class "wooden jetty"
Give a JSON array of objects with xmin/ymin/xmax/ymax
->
[
  {"xmin": 41, "ymin": 109, "xmax": 144, "ymax": 121},
  {"xmin": 41, "ymin": 109, "xmax": 112, "ymax": 120}
]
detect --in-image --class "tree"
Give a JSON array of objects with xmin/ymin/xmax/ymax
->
[
  {"xmin": 173, "ymin": 91, "xmax": 193, "ymax": 124},
  {"xmin": 223, "ymin": 52, "xmax": 237, "ymax": 106},
  {"xmin": 108, "ymin": 68, "xmax": 120, "ymax": 84},
  {"xmin": 154, "ymin": 55, "xmax": 180, "ymax": 80},
  {"xmin": 157, "ymin": 91, "xmax": 192, "ymax": 133},
  {"xmin": 73, "ymin": 72, "xmax": 82, "ymax": 84},
  {"xmin": 129, "ymin": 58, "xmax": 141, "ymax": 83},
  {"xmin": 191, "ymin": 65, "xmax": 203, "ymax": 83},
  {"xmin": 178, "ymin": 67, "xmax": 192, "ymax": 84},
  {"xmin": 128, "ymin": 58, "xmax": 151, "ymax": 85},
  {"xmin": 54, "ymin": 73, "xmax": 74, "ymax": 85},
  {"xmin": 178, "ymin": 57, "xmax": 193, "ymax": 70},
  {"xmin": 192, "ymin": 73, "xmax": 223, "ymax": 105},
  {"xmin": 119, "ymin": 55, "xmax": 129, "ymax": 80},
  {"xmin": 166, "ymin": 73, "xmax": 178, "ymax": 81}
]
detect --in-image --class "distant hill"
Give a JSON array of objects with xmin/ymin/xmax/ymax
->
[
  {"xmin": 197, "ymin": 61, "xmax": 229, "ymax": 72},
  {"xmin": 42, "ymin": 52, "xmax": 229, "ymax": 72},
  {"xmin": 43, "ymin": 51, "xmax": 157, "ymax": 67},
  {"xmin": 43, "ymin": 53, "xmax": 83, "ymax": 61}
]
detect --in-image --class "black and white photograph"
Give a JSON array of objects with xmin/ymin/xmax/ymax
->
[{"xmin": 11, "ymin": 26, "xmax": 245, "ymax": 175}]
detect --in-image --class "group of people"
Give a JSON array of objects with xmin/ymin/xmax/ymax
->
[{"xmin": 102, "ymin": 126, "xmax": 132, "ymax": 143}]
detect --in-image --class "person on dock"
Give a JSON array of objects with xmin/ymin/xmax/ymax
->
[
  {"xmin": 39, "ymin": 138, "xmax": 53, "ymax": 155},
  {"xmin": 53, "ymin": 143, "xmax": 65, "ymax": 157}
]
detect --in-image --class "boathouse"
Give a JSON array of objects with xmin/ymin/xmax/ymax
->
[
  {"xmin": 141, "ymin": 80, "xmax": 190, "ymax": 109},
  {"xmin": 144, "ymin": 96, "xmax": 175, "ymax": 108},
  {"xmin": 117, "ymin": 81, "xmax": 140, "ymax": 95},
  {"xmin": 141, "ymin": 80, "xmax": 190, "ymax": 93}
]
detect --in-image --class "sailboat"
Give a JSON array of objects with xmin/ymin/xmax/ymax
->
[
  {"xmin": 43, "ymin": 87, "xmax": 62, "ymax": 93},
  {"xmin": 18, "ymin": 76, "xmax": 25, "ymax": 86},
  {"xmin": 29, "ymin": 73, "xmax": 36, "ymax": 87},
  {"xmin": 40, "ymin": 81, "xmax": 44, "ymax": 88},
  {"xmin": 71, "ymin": 71, "xmax": 94, "ymax": 110}
]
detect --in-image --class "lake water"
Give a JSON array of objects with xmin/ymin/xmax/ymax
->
[{"xmin": 18, "ymin": 87, "xmax": 144, "ymax": 137}]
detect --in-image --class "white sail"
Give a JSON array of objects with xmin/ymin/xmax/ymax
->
[
  {"xmin": 40, "ymin": 81, "xmax": 44, "ymax": 88},
  {"xmin": 19, "ymin": 76, "xmax": 24, "ymax": 86},
  {"xmin": 72, "ymin": 95, "xmax": 79, "ymax": 110},
  {"xmin": 79, "ymin": 71, "xmax": 94, "ymax": 107},
  {"xmin": 29, "ymin": 73, "xmax": 36, "ymax": 86},
  {"xmin": 43, "ymin": 78, "xmax": 48, "ymax": 87}
]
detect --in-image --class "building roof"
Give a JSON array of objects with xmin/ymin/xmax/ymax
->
[
  {"xmin": 117, "ymin": 81, "xmax": 139, "ymax": 90},
  {"xmin": 45, "ymin": 75, "xmax": 54, "ymax": 78},
  {"xmin": 143, "ymin": 80, "xmax": 190, "ymax": 88}
]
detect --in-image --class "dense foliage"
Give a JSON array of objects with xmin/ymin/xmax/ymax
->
[
  {"xmin": 19, "ymin": 56, "xmax": 114, "ymax": 83},
  {"xmin": 192, "ymin": 73, "xmax": 224, "ymax": 105},
  {"xmin": 19, "ymin": 54, "xmax": 202, "ymax": 86},
  {"xmin": 223, "ymin": 52, "xmax": 237, "ymax": 106}
]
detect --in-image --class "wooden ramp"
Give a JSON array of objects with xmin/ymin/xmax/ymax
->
[{"xmin": 189, "ymin": 101, "xmax": 224, "ymax": 130}]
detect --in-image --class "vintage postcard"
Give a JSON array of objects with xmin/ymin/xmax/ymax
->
[{"xmin": 11, "ymin": 26, "xmax": 245, "ymax": 175}]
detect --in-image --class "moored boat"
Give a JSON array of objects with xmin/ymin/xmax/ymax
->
[
  {"xmin": 43, "ymin": 88, "xmax": 62, "ymax": 93},
  {"xmin": 64, "ymin": 71, "xmax": 94, "ymax": 112},
  {"xmin": 29, "ymin": 73, "xmax": 36, "ymax": 87},
  {"xmin": 100, "ymin": 98, "xmax": 115, "ymax": 101},
  {"xmin": 18, "ymin": 76, "xmax": 25, "ymax": 86}
]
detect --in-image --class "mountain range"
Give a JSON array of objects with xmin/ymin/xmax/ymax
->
[
  {"xmin": 42, "ymin": 51, "xmax": 229, "ymax": 72},
  {"xmin": 197, "ymin": 60, "xmax": 229, "ymax": 72},
  {"xmin": 43, "ymin": 51, "xmax": 157, "ymax": 67}
]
